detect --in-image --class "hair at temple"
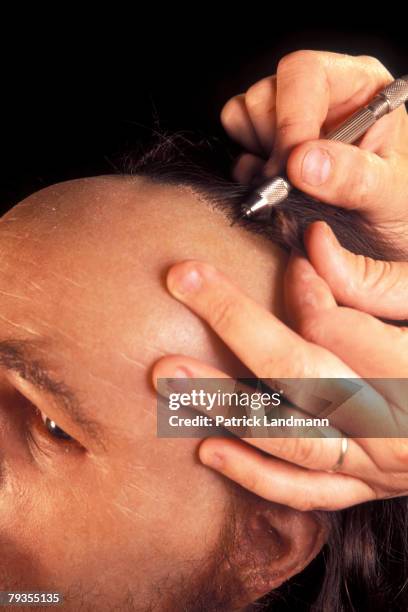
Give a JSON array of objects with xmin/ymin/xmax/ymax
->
[
  {"xmin": 120, "ymin": 131, "xmax": 408, "ymax": 611},
  {"xmin": 122, "ymin": 129, "xmax": 405, "ymax": 262}
]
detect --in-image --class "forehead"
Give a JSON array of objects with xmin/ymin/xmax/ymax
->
[
  {"xmin": 0, "ymin": 178, "xmax": 241, "ymax": 424},
  {"xmin": 0, "ymin": 177, "xmax": 172, "ymax": 355},
  {"xmin": 0, "ymin": 176, "xmax": 283, "ymax": 429}
]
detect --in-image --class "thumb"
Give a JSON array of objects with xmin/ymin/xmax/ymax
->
[
  {"xmin": 285, "ymin": 139, "xmax": 407, "ymax": 222},
  {"xmin": 304, "ymin": 221, "xmax": 408, "ymax": 320}
]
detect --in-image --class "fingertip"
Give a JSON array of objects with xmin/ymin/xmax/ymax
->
[
  {"xmin": 304, "ymin": 221, "xmax": 338, "ymax": 256},
  {"xmin": 220, "ymin": 96, "xmax": 237, "ymax": 128},
  {"xmin": 232, "ymin": 152, "xmax": 265, "ymax": 184},
  {"xmin": 151, "ymin": 356, "xmax": 194, "ymax": 396},
  {"xmin": 198, "ymin": 440, "xmax": 226, "ymax": 471},
  {"xmin": 152, "ymin": 354, "xmax": 192, "ymax": 379},
  {"xmin": 166, "ymin": 260, "xmax": 207, "ymax": 298}
]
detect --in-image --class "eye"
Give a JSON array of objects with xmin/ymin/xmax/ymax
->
[{"xmin": 39, "ymin": 411, "xmax": 73, "ymax": 441}]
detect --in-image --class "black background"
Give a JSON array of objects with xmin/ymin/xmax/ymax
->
[{"xmin": 1, "ymin": 17, "xmax": 407, "ymax": 214}]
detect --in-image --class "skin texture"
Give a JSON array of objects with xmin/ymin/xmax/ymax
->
[{"xmin": 0, "ymin": 176, "xmax": 326, "ymax": 611}]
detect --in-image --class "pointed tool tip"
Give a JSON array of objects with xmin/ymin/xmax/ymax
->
[{"xmin": 230, "ymin": 209, "xmax": 251, "ymax": 227}]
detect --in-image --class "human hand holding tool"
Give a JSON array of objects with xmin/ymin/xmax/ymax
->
[
  {"xmin": 240, "ymin": 74, "xmax": 408, "ymax": 219},
  {"xmin": 222, "ymin": 51, "xmax": 408, "ymax": 245}
]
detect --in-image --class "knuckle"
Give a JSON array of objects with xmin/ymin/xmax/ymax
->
[
  {"xmin": 277, "ymin": 115, "xmax": 306, "ymax": 137},
  {"xmin": 277, "ymin": 50, "xmax": 318, "ymax": 73},
  {"xmin": 378, "ymin": 473, "xmax": 405, "ymax": 495},
  {"xmin": 344, "ymin": 151, "xmax": 382, "ymax": 208},
  {"xmin": 259, "ymin": 346, "xmax": 314, "ymax": 379},
  {"xmin": 220, "ymin": 96, "xmax": 243, "ymax": 126},
  {"xmin": 208, "ymin": 295, "xmax": 237, "ymax": 332},
  {"xmin": 245, "ymin": 78, "xmax": 274, "ymax": 111},
  {"xmin": 275, "ymin": 109, "xmax": 317, "ymax": 140},
  {"xmin": 288, "ymin": 438, "xmax": 318, "ymax": 467},
  {"xmin": 297, "ymin": 312, "xmax": 325, "ymax": 344},
  {"xmin": 358, "ymin": 54, "xmax": 391, "ymax": 78},
  {"xmin": 392, "ymin": 439, "xmax": 408, "ymax": 467},
  {"xmin": 358, "ymin": 54, "xmax": 383, "ymax": 69},
  {"xmin": 360, "ymin": 256, "xmax": 392, "ymax": 293}
]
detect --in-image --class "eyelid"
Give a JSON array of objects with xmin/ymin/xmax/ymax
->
[
  {"xmin": 36, "ymin": 408, "xmax": 76, "ymax": 443},
  {"xmin": 27, "ymin": 409, "xmax": 84, "ymax": 458},
  {"xmin": 38, "ymin": 408, "xmax": 72, "ymax": 438},
  {"xmin": 5, "ymin": 371, "xmax": 87, "ymax": 449}
]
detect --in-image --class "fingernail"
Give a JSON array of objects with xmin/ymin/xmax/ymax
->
[
  {"xmin": 173, "ymin": 367, "xmax": 192, "ymax": 378},
  {"xmin": 167, "ymin": 367, "xmax": 192, "ymax": 393},
  {"xmin": 200, "ymin": 450, "xmax": 225, "ymax": 470},
  {"xmin": 167, "ymin": 367, "xmax": 193, "ymax": 393},
  {"xmin": 168, "ymin": 266, "xmax": 203, "ymax": 297},
  {"xmin": 302, "ymin": 148, "xmax": 332, "ymax": 186}
]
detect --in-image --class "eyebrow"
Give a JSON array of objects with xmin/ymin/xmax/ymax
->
[{"xmin": 0, "ymin": 338, "xmax": 105, "ymax": 447}]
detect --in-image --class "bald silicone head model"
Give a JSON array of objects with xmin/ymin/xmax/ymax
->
[{"xmin": 0, "ymin": 176, "xmax": 326, "ymax": 611}]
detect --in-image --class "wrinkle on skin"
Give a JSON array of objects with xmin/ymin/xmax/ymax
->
[
  {"xmin": 0, "ymin": 290, "xmax": 33, "ymax": 302},
  {"xmin": 86, "ymin": 371, "xmax": 150, "ymax": 404},
  {"xmin": 112, "ymin": 500, "xmax": 150, "ymax": 524},
  {"xmin": 122, "ymin": 481, "xmax": 161, "ymax": 502},
  {"xmin": 0, "ymin": 231, "xmax": 29, "ymax": 241},
  {"xmin": 0, "ymin": 313, "xmax": 42, "ymax": 336},
  {"xmin": 30, "ymin": 319, "xmax": 87, "ymax": 347},
  {"xmin": 0, "ymin": 254, "xmax": 89, "ymax": 299},
  {"xmin": 47, "ymin": 271, "xmax": 87, "ymax": 289},
  {"xmin": 27, "ymin": 281, "xmax": 45, "ymax": 293},
  {"xmin": 129, "ymin": 343, "xmax": 170, "ymax": 359},
  {"xmin": 118, "ymin": 352, "xmax": 148, "ymax": 370}
]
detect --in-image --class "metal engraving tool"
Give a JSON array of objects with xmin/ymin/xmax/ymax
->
[{"xmin": 241, "ymin": 75, "xmax": 408, "ymax": 220}]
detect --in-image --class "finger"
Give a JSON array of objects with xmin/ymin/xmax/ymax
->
[
  {"xmin": 304, "ymin": 221, "xmax": 408, "ymax": 319},
  {"xmin": 244, "ymin": 76, "xmax": 277, "ymax": 156},
  {"xmin": 220, "ymin": 94, "xmax": 264, "ymax": 156},
  {"xmin": 152, "ymin": 354, "xmax": 230, "ymax": 390},
  {"xmin": 153, "ymin": 354, "xmax": 352, "ymax": 439},
  {"xmin": 285, "ymin": 254, "xmax": 408, "ymax": 458},
  {"xmin": 285, "ymin": 253, "xmax": 408, "ymax": 380},
  {"xmin": 166, "ymin": 260, "xmax": 358, "ymax": 380},
  {"xmin": 232, "ymin": 152, "xmax": 265, "ymax": 185},
  {"xmin": 153, "ymin": 354, "xmax": 408, "ymax": 483},
  {"xmin": 167, "ymin": 261, "xmax": 402, "ymax": 440},
  {"xmin": 264, "ymin": 50, "xmax": 394, "ymax": 176},
  {"xmin": 199, "ymin": 437, "xmax": 376, "ymax": 511},
  {"xmin": 286, "ymin": 140, "xmax": 408, "ymax": 221}
]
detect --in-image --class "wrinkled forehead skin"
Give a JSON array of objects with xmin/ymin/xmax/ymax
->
[{"xmin": 0, "ymin": 175, "xmax": 286, "ymax": 445}]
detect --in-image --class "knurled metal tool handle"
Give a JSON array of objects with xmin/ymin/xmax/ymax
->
[{"xmin": 327, "ymin": 76, "xmax": 408, "ymax": 143}]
